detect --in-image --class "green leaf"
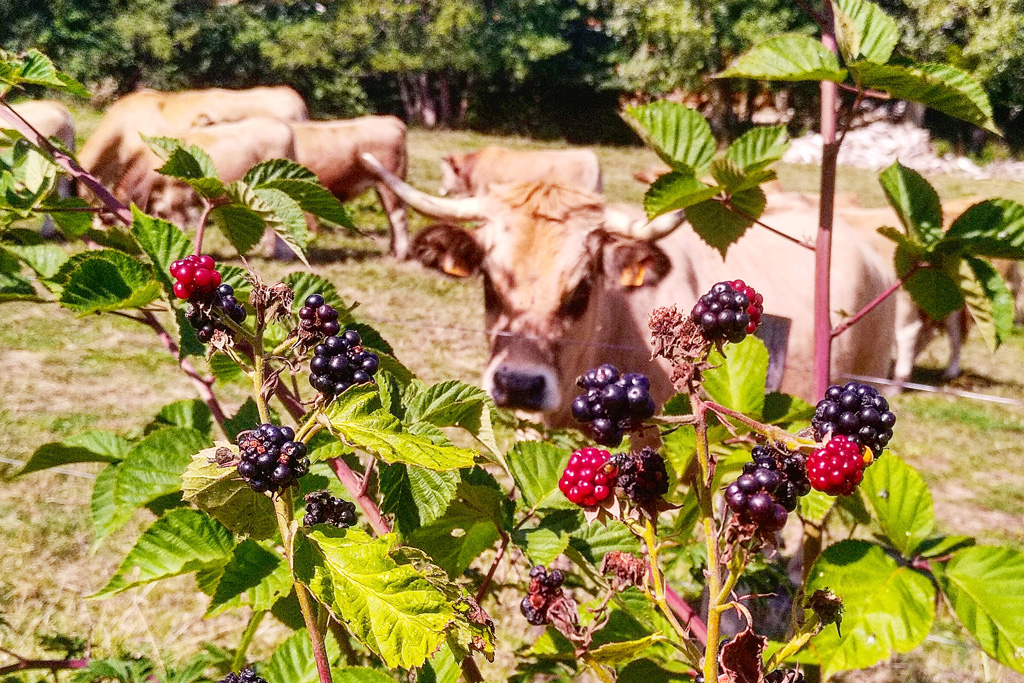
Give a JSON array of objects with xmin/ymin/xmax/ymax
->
[
  {"xmin": 798, "ymin": 489, "xmax": 836, "ymax": 524},
  {"xmin": 47, "ymin": 197, "xmax": 94, "ymax": 237},
  {"xmin": 763, "ymin": 392, "xmax": 814, "ymax": 426},
  {"xmin": 142, "ymin": 136, "xmax": 222, "ymax": 190},
  {"xmin": 960, "ymin": 257, "xmax": 1015, "ymax": 351},
  {"xmin": 849, "ymin": 62, "xmax": 998, "ymax": 133},
  {"xmin": 57, "ymin": 250, "xmax": 161, "ymax": 313},
  {"xmin": 323, "ymin": 385, "xmax": 477, "ymax": 470},
  {"xmin": 93, "ymin": 508, "xmax": 234, "ymax": 598},
  {"xmin": 859, "ymin": 455, "xmax": 934, "ymax": 556},
  {"xmin": 405, "ymin": 380, "xmax": 500, "ymax": 456},
  {"xmin": 0, "ymin": 251, "xmax": 35, "ymax": 300},
  {"xmin": 685, "ymin": 187, "xmax": 766, "ymax": 256},
  {"xmin": 506, "ymin": 441, "xmax": 574, "ymax": 510},
  {"xmin": 91, "ymin": 463, "xmax": 122, "ymax": 543},
  {"xmin": 243, "ymin": 159, "xmax": 318, "ymax": 186},
  {"xmin": 568, "ymin": 515, "xmax": 642, "ymax": 563},
  {"xmin": 589, "ymin": 635, "xmax": 667, "ymax": 665},
  {"xmin": 295, "ymin": 528, "xmax": 455, "ymax": 670},
  {"xmin": 261, "ymin": 179, "xmax": 353, "ymax": 229},
  {"xmin": 899, "ymin": 257, "xmax": 963, "ymax": 322},
  {"xmin": 378, "ymin": 463, "xmax": 459, "ymax": 535},
  {"xmin": 331, "ymin": 669, "xmax": 394, "ymax": 683},
  {"xmin": 283, "ymin": 272, "xmax": 352, "ymax": 322},
  {"xmin": 12, "ymin": 50, "xmax": 88, "ymax": 96},
  {"xmin": 703, "ymin": 336, "xmax": 769, "ymax": 419},
  {"xmin": 804, "ymin": 540, "xmax": 935, "ymax": 678},
  {"xmin": 174, "ymin": 308, "xmax": 206, "ymax": 358},
  {"xmin": 725, "ymin": 125, "xmax": 790, "ymax": 172},
  {"xmin": 623, "ymin": 101, "xmax": 716, "ymax": 174},
  {"xmin": 643, "ymin": 172, "xmax": 720, "ymax": 219},
  {"xmin": 262, "ymin": 628, "xmax": 341, "ymax": 683},
  {"xmin": 210, "ymin": 353, "xmax": 246, "ymax": 386},
  {"xmin": 944, "ymin": 199, "xmax": 1024, "ymax": 259},
  {"xmin": 18, "ymin": 430, "xmax": 128, "ymax": 476},
  {"xmin": 835, "ymin": 0, "xmax": 899, "ymax": 63},
  {"xmin": 130, "ymin": 206, "xmax": 194, "ymax": 296},
  {"xmin": 206, "ymin": 540, "xmax": 289, "ymax": 617},
  {"xmin": 915, "ymin": 535, "xmax": 975, "ymax": 558},
  {"xmin": 255, "ymin": 186, "xmax": 312, "ymax": 263},
  {"xmin": 513, "ymin": 527, "xmax": 569, "ymax": 566},
  {"xmin": 878, "ymin": 161, "xmax": 943, "ymax": 246},
  {"xmin": 2, "ymin": 232, "xmax": 68, "ymax": 279},
  {"xmin": 719, "ymin": 34, "xmax": 848, "ymax": 82},
  {"xmin": 150, "ymin": 399, "xmax": 212, "ymax": 436},
  {"xmin": 210, "ymin": 203, "xmax": 265, "ymax": 256},
  {"xmin": 181, "ymin": 444, "xmax": 278, "ymax": 540},
  {"xmin": 938, "ymin": 546, "xmax": 1024, "ymax": 673}
]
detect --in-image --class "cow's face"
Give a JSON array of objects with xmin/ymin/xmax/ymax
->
[
  {"xmin": 439, "ymin": 153, "xmax": 473, "ymax": 196},
  {"xmin": 411, "ymin": 183, "xmax": 671, "ymax": 414}
]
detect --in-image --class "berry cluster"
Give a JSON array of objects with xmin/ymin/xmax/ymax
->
[
  {"xmin": 807, "ymin": 435, "xmax": 866, "ymax": 496},
  {"xmin": 237, "ymin": 424, "xmax": 310, "ymax": 494},
  {"xmin": 303, "ymin": 491, "xmax": 357, "ymax": 528},
  {"xmin": 766, "ymin": 670, "xmax": 805, "ymax": 683},
  {"xmin": 309, "ymin": 330, "xmax": 380, "ymax": 398},
  {"xmin": 725, "ymin": 446, "xmax": 811, "ymax": 531},
  {"xmin": 812, "ymin": 382, "xmax": 896, "ymax": 455},
  {"xmin": 298, "ymin": 294, "xmax": 341, "ymax": 338},
  {"xmin": 570, "ymin": 365, "xmax": 656, "ymax": 447},
  {"xmin": 171, "ymin": 254, "xmax": 222, "ymax": 300},
  {"xmin": 520, "ymin": 565, "xmax": 565, "ymax": 626},
  {"xmin": 691, "ymin": 280, "xmax": 763, "ymax": 344},
  {"xmin": 218, "ymin": 669, "xmax": 266, "ymax": 683},
  {"xmin": 185, "ymin": 283, "xmax": 247, "ymax": 342},
  {"xmin": 558, "ymin": 448, "xmax": 618, "ymax": 507},
  {"xmin": 613, "ymin": 447, "xmax": 669, "ymax": 506}
]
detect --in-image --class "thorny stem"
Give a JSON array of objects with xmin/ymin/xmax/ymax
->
[
  {"xmin": 704, "ymin": 401, "xmax": 815, "ymax": 451},
  {"xmin": 253, "ymin": 318, "xmax": 271, "ymax": 424},
  {"xmin": 194, "ymin": 198, "xmax": 214, "ymax": 255},
  {"xmin": 640, "ymin": 518, "xmax": 691, "ymax": 644},
  {"xmin": 831, "ymin": 262, "xmax": 926, "ymax": 338},
  {"xmin": 0, "ymin": 648, "xmax": 88, "ymax": 676},
  {"xmin": 475, "ymin": 533, "xmax": 510, "ymax": 601},
  {"xmin": 694, "ymin": 397, "xmax": 723, "ymax": 683},
  {"xmin": 765, "ymin": 612, "xmax": 821, "ymax": 671},
  {"xmin": 714, "ymin": 551, "xmax": 748, "ymax": 611},
  {"xmin": 720, "ymin": 200, "xmax": 816, "ymax": 251},
  {"xmin": 232, "ymin": 610, "xmax": 266, "ymax": 670}
]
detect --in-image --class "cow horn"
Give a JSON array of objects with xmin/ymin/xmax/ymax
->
[
  {"xmin": 603, "ymin": 206, "xmax": 688, "ymax": 241},
  {"xmin": 359, "ymin": 153, "xmax": 485, "ymax": 221}
]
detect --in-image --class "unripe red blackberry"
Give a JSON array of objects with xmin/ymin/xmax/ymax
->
[
  {"xmin": 571, "ymin": 365, "xmax": 656, "ymax": 447},
  {"xmin": 237, "ymin": 424, "xmax": 310, "ymax": 494},
  {"xmin": 807, "ymin": 435, "xmax": 866, "ymax": 496},
  {"xmin": 303, "ymin": 491, "xmax": 357, "ymax": 528},
  {"xmin": 309, "ymin": 329, "xmax": 380, "ymax": 398},
  {"xmin": 812, "ymin": 382, "xmax": 896, "ymax": 455},
  {"xmin": 726, "ymin": 445, "xmax": 809, "ymax": 531},
  {"xmin": 559, "ymin": 448, "xmax": 618, "ymax": 507},
  {"xmin": 298, "ymin": 293, "xmax": 342, "ymax": 338},
  {"xmin": 520, "ymin": 565, "xmax": 566, "ymax": 625},
  {"xmin": 691, "ymin": 280, "xmax": 763, "ymax": 343},
  {"xmin": 614, "ymin": 447, "xmax": 669, "ymax": 506},
  {"xmin": 170, "ymin": 255, "xmax": 222, "ymax": 301}
]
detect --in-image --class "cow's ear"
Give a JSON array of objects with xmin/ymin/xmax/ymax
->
[
  {"xmin": 603, "ymin": 238, "xmax": 671, "ymax": 289},
  {"xmin": 411, "ymin": 223, "xmax": 484, "ymax": 278}
]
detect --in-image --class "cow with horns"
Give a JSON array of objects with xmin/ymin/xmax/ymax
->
[{"xmin": 359, "ymin": 153, "xmax": 896, "ymax": 423}]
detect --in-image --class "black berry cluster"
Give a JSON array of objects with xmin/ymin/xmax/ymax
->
[
  {"xmin": 766, "ymin": 670, "xmax": 804, "ymax": 683},
  {"xmin": 570, "ymin": 364, "xmax": 656, "ymax": 447},
  {"xmin": 185, "ymin": 284, "xmax": 247, "ymax": 343},
  {"xmin": 520, "ymin": 565, "xmax": 565, "ymax": 626},
  {"xmin": 812, "ymin": 382, "xmax": 896, "ymax": 454},
  {"xmin": 309, "ymin": 330, "xmax": 380, "ymax": 398},
  {"xmin": 237, "ymin": 424, "xmax": 310, "ymax": 494},
  {"xmin": 725, "ymin": 445, "xmax": 811, "ymax": 531},
  {"xmin": 303, "ymin": 491, "xmax": 357, "ymax": 528},
  {"xmin": 612, "ymin": 447, "xmax": 669, "ymax": 506},
  {"xmin": 692, "ymin": 280, "xmax": 763, "ymax": 344},
  {"xmin": 218, "ymin": 669, "xmax": 266, "ymax": 683},
  {"xmin": 298, "ymin": 294, "xmax": 341, "ymax": 338}
]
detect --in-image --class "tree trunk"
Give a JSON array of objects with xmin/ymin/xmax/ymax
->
[
  {"xmin": 417, "ymin": 72, "xmax": 437, "ymax": 128},
  {"xmin": 458, "ymin": 74, "xmax": 473, "ymax": 127},
  {"xmin": 397, "ymin": 74, "xmax": 416, "ymax": 122},
  {"xmin": 437, "ymin": 71, "xmax": 453, "ymax": 128}
]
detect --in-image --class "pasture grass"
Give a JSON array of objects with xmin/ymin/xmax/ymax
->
[{"xmin": 2, "ymin": 122, "xmax": 1024, "ymax": 681}]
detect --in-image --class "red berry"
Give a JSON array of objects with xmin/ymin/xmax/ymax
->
[
  {"xmin": 197, "ymin": 255, "xmax": 215, "ymax": 270},
  {"xmin": 561, "ymin": 448, "xmax": 616, "ymax": 507},
  {"xmin": 193, "ymin": 268, "xmax": 215, "ymax": 289},
  {"xmin": 807, "ymin": 436, "xmax": 866, "ymax": 496},
  {"xmin": 173, "ymin": 281, "xmax": 194, "ymax": 299}
]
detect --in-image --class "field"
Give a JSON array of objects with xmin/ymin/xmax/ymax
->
[{"xmin": 2, "ymin": 106, "xmax": 1024, "ymax": 682}]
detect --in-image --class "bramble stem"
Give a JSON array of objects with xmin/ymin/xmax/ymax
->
[
  {"xmin": 693, "ymin": 398, "xmax": 723, "ymax": 683},
  {"xmin": 640, "ymin": 518, "xmax": 691, "ymax": 645},
  {"xmin": 232, "ymin": 610, "xmax": 266, "ymax": 670},
  {"xmin": 765, "ymin": 612, "xmax": 821, "ymax": 671},
  {"xmin": 0, "ymin": 647, "xmax": 88, "ymax": 676},
  {"xmin": 475, "ymin": 532, "xmax": 509, "ymax": 601},
  {"xmin": 704, "ymin": 401, "xmax": 814, "ymax": 450},
  {"xmin": 715, "ymin": 551, "xmax": 747, "ymax": 611},
  {"xmin": 253, "ymin": 320, "xmax": 270, "ymax": 424},
  {"xmin": 831, "ymin": 263, "xmax": 925, "ymax": 339},
  {"xmin": 195, "ymin": 198, "xmax": 213, "ymax": 255}
]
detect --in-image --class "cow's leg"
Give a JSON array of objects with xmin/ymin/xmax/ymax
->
[
  {"xmin": 892, "ymin": 315, "xmax": 926, "ymax": 392},
  {"xmin": 376, "ymin": 184, "xmax": 409, "ymax": 260},
  {"xmin": 942, "ymin": 310, "xmax": 965, "ymax": 381}
]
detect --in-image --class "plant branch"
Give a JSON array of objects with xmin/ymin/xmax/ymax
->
[
  {"xmin": 720, "ymin": 200, "xmax": 816, "ymax": 251},
  {"xmin": 0, "ymin": 648, "xmax": 88, "ymax": 676},
  {"xmin": 232, "ymin": 610, "xmax": 266, "ymax": 670},
  {"xmin": 664, "ymin": 585, "xmax": 708, "ymax": 645},
  {"xmin": 704, "ymin": 401, "xmax": 813, "ymax": 450},
  {"xmin": 194, "ymin": 197, "xmax": 214, "ymax": 256},
  {"xmin": 831, "ymin": 263, "xmax": 925, "ymax": 338},
  {"xmin": 765, "ymin": 612, "xmax": 821, "ymax": 670},
  {"xmin": 837, "ymin": 87, "xmax": 865, "ymax": 150},
  {"xmin": 837, "ymin": 82, "xmax": 891, "ymax": 99},
  {"xmin": 475, "ymin": 532, "xmax": 510, "ymax": 602},
  {"xmin": 582, "ymin": 653, "xmax": 616, "ymax": 683},
  {"xmin": 693, "ymin": 398, "xmax": 723, "ymax": 683}
]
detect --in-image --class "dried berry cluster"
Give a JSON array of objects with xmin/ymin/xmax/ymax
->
[
  {"xmin": 520, "ymin": 565, "xmax": 565, "ymax": 626},
  {"xmin": 303, "ymin": 491, "xmax": 357, "ymax": 528}
]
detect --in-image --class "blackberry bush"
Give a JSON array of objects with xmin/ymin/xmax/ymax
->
[
  {"xmin": 558, "ymin": 448, "xmax": 618, "ymax": 507},
  {"xmin": 570, "ymin": 364, "xmax": 656, "ymax": 447},
  {"xmin": 520, "ymin": 565, "xmax": 566, "ymax": 626},
  {"xmin": 309, "ymin": 329, "xmax": 380, "ymax": 398},
  {"xmin": 303, "ymin": 491, "xmax": 357, "ymax": 528},
  {"xmin": 725, "ymin": 445, "xmax": 810, "ymax": 531},
  {"xmin": 298, "ymin": 293, "xmax": 341, "ymax": 338},
  {"xmin": 691, "ymin": 280, "xmax": 764, "ymax": 344},
  {"xmin": 812, "ymin": 382, "xmax": 896, "ymax": 455},
  {"xmin": 806, "ymin": 435, "xmax": 867, "ymax": 496},
  {"xmin": 237, "ymin": 423, "xmax": 310, "ymax": 494}
]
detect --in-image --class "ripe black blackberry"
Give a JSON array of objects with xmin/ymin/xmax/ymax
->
[
  {"xmin": 613, "ymin": 447, "xmax": 669, "ymax": 506},
  {"xmin": 303, "ymin": 491, "xmax": 357, "ymax": 528},
  {"xmin": 570, "ymin": 364, "xmax": 656, "ymax": 447},
  {"xmin": 812, "ymin": 382, "xmax": 896, "ymax": 455},
  {"xmin": 766, "ymin": 670, "xmax": 804, "ymax": 683},
  {"xmin": 725, "ymin": 445, "xmax": 811, "ymax": 531},
  {"xmin": 218, "ymin": 668, "xmax": 266, "ymax": 683},
  {"xmin": 309, "ymin": 329, "xmax": 380, "ymax": 398},
  {"xmin": 691, "ymin": 280, "xmax": 763, "ymax": 344},
  {"xmin": 184, "ymin": 283, "xmax": 247, "ymax": 342},
  {"xmin": 236, "ymin": 424, "xmax": 310, "ymax": 494},
  {"xmin": 520, "ymin": 565, "xmax": 566, "ymax": 626},
  {"xmin": 297, "ymin": 293, "xmax": 341, "ymax": 338}
]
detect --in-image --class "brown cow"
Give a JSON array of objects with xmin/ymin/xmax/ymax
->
[
  {"xmin": 440, "ymin": 146, "xmax": 603, "ymax": 197},
  {"xmin": 7, "ymin": 100, "xmax": 76, "ymax": 237},
  {"xmin": 291, "ymin": 117, "xmax": 410, "ymax": 260},
  {"xmin": 361, "ymin": 153, "xmax": 895, "ymax": 420}
]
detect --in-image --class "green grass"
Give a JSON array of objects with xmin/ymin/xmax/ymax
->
[{"xmin": 2, "ymin": 121, "xmax": 1024, "ymax": 681}]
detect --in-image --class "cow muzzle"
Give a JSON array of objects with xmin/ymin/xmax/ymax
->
[{"xmin": 486, "ymin": 363, "xmax": 560, "ymax": 412}]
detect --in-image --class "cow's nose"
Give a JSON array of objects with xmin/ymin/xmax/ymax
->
[{"xmin": 491, "ymin": 367, "xmax": 548, "ymax": 410}]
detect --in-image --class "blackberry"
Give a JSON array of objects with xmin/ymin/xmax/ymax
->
[
  {"xmin": 807, "ymin": 435, "xmax": 866, "ymax": 496},
  {"xmin": 766, "ymin": 670, "xmax": 804, "ymax": 683},
  {"xmin": 691, "ymin": 280, "xmax": 764, "ymax": 344},
  {"xmin": 570, "ymin": 364, "xmax": 656, "ymax": 447},
  {"xmin": 237, "ymin": 423, "xmax": 310, "ymax": 494},
  {"xmin": 726, "ymin": 445, "xmax": 810, "ymax": 531},
  {"xmin": 613, "ymin": 447, "xmax": 669, "ymax": 506},
  {"xmin": 812, "ymin": 382, "xmax": 896, "ymax": 455},
  {"xmin": 218, "ymin": 668, "xmax": 266, "ymax": 683},
  {"xmin": 520, "ymin": 565, "xmax": 566, "ymax": 625},
  {"xmin": 303, "ymin": 491, "xmax": 357, "ymax": 528},
  {"xmin": 558, "ymin": 448, "xmax": 618, "ymax": 507},
  {"xmin": 183, "ymin": 283, "xmax": 247, "ymax": 342},
  {"xmin": 298, "ymin": 293, "xmax": 341, "ymax": 339},
  {"xmin": 170, "ymin": 254, "xmax": 222, "ymax": 301},
  {"xmin": 309, "ymin": 329, "xmax": 380, "ymax": 398}
]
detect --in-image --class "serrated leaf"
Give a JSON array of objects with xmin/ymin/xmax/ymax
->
[
  {"xmin": 13, "ymin": 50, "xmax": 88, "ymax": 96},
  {"xmin": 93, "ymin": 508, "xmax": 234, "ymax": 598},
  {"xmin": 255, "ymin": 186, "xmax": 312, "ymax": 264},
  {"xmin": 150, "ymin": 399, "xmax": 212, "ymax": 436},
  {"xmin": 710, "ymin": 158, "xmax": 776, "ymax": 194},
  {"xmin": 174, "ymin": 308, "xmax": 206, "ymax": 358},
  {"xmin": 206, "ymin": 540, "xmax": 289, "ymax": 617},
  {"xmin": 835, "ymin": 0, "xmax": 899, "ymax": 63},
  {"xmin": 295, "ymin": 528, "xmax": 455, "ymax": 670},
  {"xmin": 323, "ymin": 385, "xmax": 477, "ymax": 470},
  {"xmin": 832, "ymin": 1, "xmax": 861, "ymax": 65},
  {"xmin": 859, "ymin": 455, "xmax": 934, "ymax": 556},
  {"xmin": 47, "ymin": 197, "xmax": 94, "ymax": 236},
  {"xmin": 703, "ymin": 336, "xmax": 769, "ymax": 420},
  {"xmin": 624, "ymin": 101, "xmax": 716, "ymax": 174},
  {"xmin": 725, "ymin": 125, "xmax": 790, "ymax": 172},
  {"xmin": 262, "ymin": 628, "xmax": 342, "ymax": 683},
  {"xmin": 878, "ymin": 161, "xmax": 943, "ymax": 245},
  {"xmin": 405, "ymin": 380, "xmax": 500, "ymax": 456},
  {"xmin": 57, "ymin": 250, "xmax": 161, "ymax": 313},
  {"xmin": 243, "ymin": 159, "xmax": 318, "ymax": 186},
  {"xmin": 589, "ymin": 635, "xmax": 667, "ymax": 665},
  {"xmin": 569, "ymin": 515, "xmax": 642, "ymax": 563},
  {"xmin": 797, "ymin": 489, "xmax": 836, "ymax": 524},
  {"xmin": 944, "ymin": 198, "xmax": 1024, "ymax": 259},
  {"xmin": 210, "ymin": 353, "xmax": 246, "ymax": 386},
  {"xmin": 378, "ymin": 463, "xmax": 459, "ymax": 535},
  {"xmin": 331, "ymin": 669, "xmax": 394, "ymax": 683},
  {"xmin": 130, "ymin": 206, "xmax": 194, "ymax": 295},
  {"xmin": 0, "ymin": 250, "xmax": 36, "ymax": 300},
  {"xmin": 719, "ymin": 34, "xmax": 848, "ymax": 82},
  {"xmin": 937, "ymin": 546, "xmax": 1024, "ymax": 673},
  {"xmin": 960, "ymin": 257, "xmax": 1014, "ymax": 351},
  {"xmin": 18, "ymin": 430, "xmax": 128, "ymax": 476},
  {"xmin": 804, "ymin": 540, "xmax": 935, "ymax": 678},
  {"xmin": 643, "ymin": 172, "xmax": 720, "ymax": 219},
  {"xmin": 210, "ymin": 203, "xmax": 265, "ymax": 255},
  {"xmin": 899, "ymin": 255, "xmax": 963, "ymax": 322},
  {"xmin": 261, "ymin": 179, "xmax": 353, "ymax": 229},
  {"xmin": 181, "ymin": 444, "xmax": 277, "ymax": 540},
  {"xmin": 91, "ymin": 463, "xmax": 121, "ymax": 544},
  {"xmin": 2, "ymin": 233, "xmax": 68, "ymax": 279},
  {"xmin": 513, "ymin": 527, "xmax": 569, "ymax": 565},
  {"xmin": 506, "ymin": 441, "xmax": 574, "ymax": 510},
  {"xmin": 143, "ymin": 136, "xmax": 218, "ymax": 180},
  {"xmin": 686, "ymin": 186, "xmax": 766, "ymax": 256}
]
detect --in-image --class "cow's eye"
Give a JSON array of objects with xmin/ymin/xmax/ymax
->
[{"xmin": 559, "ymin": 278, "xmax": 592, "ymax": 318}]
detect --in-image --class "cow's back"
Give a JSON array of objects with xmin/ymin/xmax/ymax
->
[
  {"xmin": 470, "ymin": 146, "xmax": 602, "ymax": 194},
  {"xmin": 292, "ymin": 117, "xmax": 407, "ymax": 199},
  {"xmin": 10, "ymin": 100, "xmax": 75, "ymax": 149},
  {"xmin": 163, "ymin": 86, "xmax": 308, "ymax": 129}
]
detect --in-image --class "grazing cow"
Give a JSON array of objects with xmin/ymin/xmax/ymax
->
[
  {"xmin": 440, "ymin": 146, "xmax": 603, "ymax": 197},
  {"xmin": 7, "ymin": 100, "xmax": 76, "ymax": 237},
  {"xmin": 361, "ymin": 153, "xmax": 895, "ymax": 421},
  {"xmin": 291, "ymin": 117, "xmax": 410, "ymax": 259}
]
